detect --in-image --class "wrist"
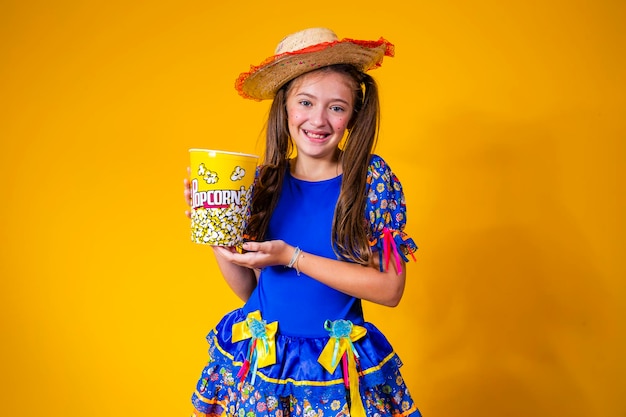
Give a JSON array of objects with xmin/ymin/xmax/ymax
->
[
  {"xmin": 286, "ymin": 246, "xmax": 305, "ymax": 276},
  {"xmin": 286, "ymin": 246, "xmax": 301, "ymax": 268}
]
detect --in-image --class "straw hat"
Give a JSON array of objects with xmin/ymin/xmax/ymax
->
[{"xmin": 235, "ymin": 28, "xmax": 395, "ymax": 101}]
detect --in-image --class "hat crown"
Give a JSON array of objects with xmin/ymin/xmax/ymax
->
[{"xmin": 274, "ymin": 28, "xmax": 338, "ymax": 54}]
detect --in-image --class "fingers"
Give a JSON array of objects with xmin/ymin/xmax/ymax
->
[
  {"xmin": 211, "ymin": 246, "xmax": 228, "ymax": 257},
  {"xmin": 242, "ymin": 240, "xmax": 291, "ymax": 267},
  {"xmin": 212, "ymin": 241, "xmax": 289, "ymax": 270},
  {"xmin": 241, "ymin": 241, "xmax": 260, "ymax": 252},
  {"xmin": 212, "ymin": 246, "xmax": 239, "ymax": 256},
  {"xmin": 212, "ymin": 246, "xmax": 251, "ymax": 268},
  {"xmin": 211, "ymin": 246, "xmax": 232, "ymax": 261},
  {"xmin": 184, "ymin": 167, "xmax": 192, "ymax": 218},
  {"xmin": 184, "ymin": 176, "xmax": 191, "ymax": 205}
]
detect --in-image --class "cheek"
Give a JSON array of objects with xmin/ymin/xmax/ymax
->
[{"xmin": 287, "ymin": 107, "xmax": 301, "ymax": 121}]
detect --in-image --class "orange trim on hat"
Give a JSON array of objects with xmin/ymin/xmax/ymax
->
[{"xmin": 235, "ymin": 37, "xmax": 395, "ymax": 101}]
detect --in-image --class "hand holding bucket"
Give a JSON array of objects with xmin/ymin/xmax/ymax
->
[{"xmin": 188, "ymin": 149, "xmax": 258, "ymax": 247}]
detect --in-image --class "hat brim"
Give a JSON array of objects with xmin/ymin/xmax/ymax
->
[{"xmin": 235, "ymin": 38, "xmax": 394, "ymax": 101}]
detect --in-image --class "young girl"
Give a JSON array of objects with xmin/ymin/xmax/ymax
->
[{"xmin": 185, "ymin": 27, "xmax": 421, "ymax": 417}]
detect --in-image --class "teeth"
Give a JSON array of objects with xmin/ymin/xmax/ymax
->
[{"xmin": 305, "ymin": 130, "xmax": 327, "ymax": 139}]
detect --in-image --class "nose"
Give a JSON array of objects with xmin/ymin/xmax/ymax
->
[{"xmin": 308, "ymin": 106, "xmax": 327, "ymax": 127}]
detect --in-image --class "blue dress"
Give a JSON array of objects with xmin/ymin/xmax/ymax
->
[{"xmin": 191, "ymin": 155, "xmax": 420, "ymax": 417}]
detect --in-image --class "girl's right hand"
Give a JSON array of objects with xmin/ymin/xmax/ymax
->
[
  {"xmin": 184, "ymin": 167, "xmax": 191, "ymax": 219},
  {"xmin": 213, "ymin": 240, "xmax": 293, "ymax": 271}
]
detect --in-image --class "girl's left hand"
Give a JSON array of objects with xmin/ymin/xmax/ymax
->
[
  {"xmin": 183, "ymin": 167, "xmax": 192, "ymax": 219},
  {"xmin": 213, "ymin": 240, "xmax": 293, "ymax": 270}
]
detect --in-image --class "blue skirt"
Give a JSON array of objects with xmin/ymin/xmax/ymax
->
[{"xmin": 190, "ymin": 309, "xmax": 421, "ymax": 417}]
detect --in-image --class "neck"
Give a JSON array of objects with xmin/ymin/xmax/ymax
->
[{"xmin": 290, "ymin": 151, "xmax": 342, "ymax": 181}]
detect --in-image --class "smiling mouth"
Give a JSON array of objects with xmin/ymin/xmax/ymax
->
[{"xmin": 303, "ymin": 130, "xmax": 329, "ymax": 140}]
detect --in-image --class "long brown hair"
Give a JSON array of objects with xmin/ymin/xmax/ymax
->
[{"xmin": 245, "ymin": 64, "xmax": 381, "ymax": 265}]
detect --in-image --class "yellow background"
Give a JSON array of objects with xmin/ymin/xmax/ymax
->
[{"xmin": 1, "ymin": 1, "xmax": 624, "ymax": 416}]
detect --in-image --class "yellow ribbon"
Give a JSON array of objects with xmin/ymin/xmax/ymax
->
[
  {"xmin": 318, "ymin": 321, "xmax": 368, "ymax": 417},
  {"xmin": 232, "ymin": 310, "xmax": 278, "ymax": 369}
]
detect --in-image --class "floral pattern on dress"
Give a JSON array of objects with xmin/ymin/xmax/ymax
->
[
  {"xmin": 191, "ymin": 361, "xmax": 418, "ymax": 417},
  {"xmin": 366, "ymin": 155, "xmax": 418, "ymax": 264}
]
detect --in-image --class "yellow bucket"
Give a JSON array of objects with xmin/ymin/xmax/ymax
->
[{"xmin": 189, "ymin": 149, "xmax": 259, "ymax": 246}]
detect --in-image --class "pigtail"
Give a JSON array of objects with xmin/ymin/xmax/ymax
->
[
  {"xmin": 245, "ymin": 88, "xmax": 292, "ymax": 241},
  {"xmin": 332, "ymin": 71, "xmax": 380, "ymax": 265}
]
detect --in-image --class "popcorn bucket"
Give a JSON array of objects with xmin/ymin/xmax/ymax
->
[{"xmin": 189, "ymin": 149, "xmax": 258, "ymax": 246}]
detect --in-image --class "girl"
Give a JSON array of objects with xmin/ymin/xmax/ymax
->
[{"xmin": 185, "ymin": 27, "xmax": 421, "ymax": 417}]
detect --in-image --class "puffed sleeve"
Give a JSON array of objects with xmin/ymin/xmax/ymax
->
[{"xmin": 366, "ymin": 155, "xmax": 418, "ymax": 272}]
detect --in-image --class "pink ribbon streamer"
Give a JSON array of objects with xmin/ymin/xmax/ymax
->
[{"xmin": 382, "ymin": 227, "xmax": 403, "ymax": 274}]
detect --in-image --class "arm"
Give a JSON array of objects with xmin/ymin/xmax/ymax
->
[
  {"xmin": 289, "ymin": 244, "xmax": 406, "ymax": 307},
  {"xmin": 217, "ymin": 240, "xmax": 406, "ymax": 307},
  {"xmin": 211, "ymin": 246, "xmax": 258, "ymax": 302}
]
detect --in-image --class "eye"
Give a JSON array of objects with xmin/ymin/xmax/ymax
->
[
  {"xmin": 330, "ymin": 105, "xmax": 345, "ymax": 113},
  {"xmin": 298, "ymin": 100, "xmax": 312, "ymax": 107}
]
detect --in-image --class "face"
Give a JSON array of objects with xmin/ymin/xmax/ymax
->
[{"xmin": 285, "ymin": 70, "xmax": 356, "ymax": 161}]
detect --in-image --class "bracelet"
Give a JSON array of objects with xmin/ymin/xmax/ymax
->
[
  {"xmin": 286, "ymin": 247, "xmax": 304, "ymax": 276},
  {"xmin": 295, "ymin": 251, "xmax": 304, "ymax": 276},
  {"xmin": 287, "ymin": 246, "xmax": 301, "ymax": 269}
]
